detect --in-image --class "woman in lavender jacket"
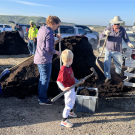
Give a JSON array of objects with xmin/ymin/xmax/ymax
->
[{"xmin": 34, "ymin": 16, "xmax": 61, "ymax": 105}]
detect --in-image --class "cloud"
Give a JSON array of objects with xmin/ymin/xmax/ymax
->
[{"xmin": 11, "ymin": 0, "xmax": 52, "ymax": 7}]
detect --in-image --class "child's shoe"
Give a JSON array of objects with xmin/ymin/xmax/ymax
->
[
  {"xmin": 69, "ymin": 111, "xmax": 77, "ymax": 118},
  {"xmin": 60, "ymin": 119, "xmax": 73, "ymax": 128}
]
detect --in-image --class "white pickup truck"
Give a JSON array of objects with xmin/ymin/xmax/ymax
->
[
  {"xmin": 123, "ymin": 48, "xmax": 135, "ymax": 87},
  {"xmin": 54, "ymin": 25, "xmax": 98, "ymax": 49}
]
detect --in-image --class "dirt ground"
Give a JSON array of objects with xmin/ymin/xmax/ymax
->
[{"xmin": 0, "ymin": 50, "xmax": 135, "ymax": 135}]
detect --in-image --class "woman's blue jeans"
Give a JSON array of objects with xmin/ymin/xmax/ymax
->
[
  {"xmin": 104, "ymin": 49, "xmax": 123, "ymax": 79},
  {"xmin": 37, "ymin": 63, "xmax": 52, "ymax": 102}
]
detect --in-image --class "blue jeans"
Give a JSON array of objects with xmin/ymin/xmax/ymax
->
[
  {"xmin": 37, "ymin": 63, "xmax": 52, "ymax": 102},
  {"xmin": 104, "ymin": 49, "xmax": 123, "ymax": 79},
  {"xmin": 27, "ymin": 40, "xmax": 37, "ymax": 55}
]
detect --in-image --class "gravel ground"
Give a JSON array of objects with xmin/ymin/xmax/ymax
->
[
  {"xmin": 0, "ymin": 94, "xmax": 135, "ymax": 135},
  {"xmin": 0, "ymin": 50, "xmax": 135, "ymax": 135}
]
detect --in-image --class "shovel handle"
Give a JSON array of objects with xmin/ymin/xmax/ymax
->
[
  {"xmin": 9, "ymin": 55, "xmax": 34, "ymax": 70},
  {"xmin": 98, "ymin": 34, "xmax": 108, "ymax": 58},
  {"xmin": 58, "ymin": 28, "xmax": 62, "ymax": 68},
  {"xmin": 51, "ymin": 72, "xmax": 95, "ymax": 102}
]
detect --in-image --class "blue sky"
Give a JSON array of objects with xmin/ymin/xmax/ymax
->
[{"xmin": 0, "ymin": 0, "xmax": 135, "ymax": 26}]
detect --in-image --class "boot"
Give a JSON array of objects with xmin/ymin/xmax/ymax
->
[{"xmin": 105, "ymin": 78, "xmax": 111, "ymax": 83}]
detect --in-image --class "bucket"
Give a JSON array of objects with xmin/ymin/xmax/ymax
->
[{"xmin": 76, "ymin": 87, "xmax": 98, "ymax": 113}]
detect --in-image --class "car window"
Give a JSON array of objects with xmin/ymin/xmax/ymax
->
[
  {"xmin": 22, "ymin": 26, "xmax": 26, "ymax": 32},
  {"xmin": 85, "ymin": 28, "xmax": 92, "ymax": 33},
  {"xmin": 80, "ymin": 26, "xmax": 92, "ymax": 33},
  {"xmin": 54, "ymin": 27, "xmax": 74, "ymax": 34},
  {"xmin": 78, "ymin": 29, "xmax": 85, "ymax": 35},
  {"xmin": 5, "ymin": 25, "xmax": 11, "ymax": 28},
  {"xmin": 64, "ymin": 28, "xmax": 74, "ymax": 33},
  {"xmin": 60, "ymin": 28, "xmax": 65, "ymax": 33},
  {"xmin": 128, "ymin": 35, "xmax": 135, "ymax": 42},
  {"xmin": 0, "ymin": 25, "xmax": 3, "ymax": 28}
]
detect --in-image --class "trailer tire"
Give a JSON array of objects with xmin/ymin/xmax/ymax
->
[{"xmin": 122, "ymin": 48, "xmax": 127, "ymax": 65}]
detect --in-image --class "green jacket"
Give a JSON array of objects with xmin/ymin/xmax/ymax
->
[{"xmin": 28, "ymin": 25, "xmax": 38, "ymax": 39}]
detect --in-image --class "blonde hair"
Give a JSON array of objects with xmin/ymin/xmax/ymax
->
[
  {"xmin": 61, "ymin": 49, "xmax": 73, "ymax": 63},
  {"xmin": 46, "ymin": 15, "xmax": 61, "ymax": 26}
]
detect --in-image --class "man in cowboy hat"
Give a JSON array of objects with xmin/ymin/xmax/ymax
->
[
  {"xmin": 100, "ymin": 16, "xmax": 134, "ymax": 83},
  {"xmin": 28, "ymin": 20, "xmax": 38, "ymax": 55}
]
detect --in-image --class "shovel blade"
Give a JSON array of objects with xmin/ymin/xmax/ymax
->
[
  {"xmin": 0, "ymin": 68, "xmax": 10, "ymax": 80},
  {"xmin": 96, "ymin": 59, "xmax": 104, "ymax": 74}
]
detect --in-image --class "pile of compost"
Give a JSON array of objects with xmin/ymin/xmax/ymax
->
[
  {"xmin": 0, "ymin": 31, "xmax": 29, "ymax": 55},
  {"xmin": 0, "ymin": 56, "xmax": 59, "ymax": 98},
  {"xmin": 0, "ymin": 36, "xmax": 134, "ymax": 99},
  {"xmin": 52, "ymin": 36, "xmax": 104, "ymax": 81},
  {"xmin": 77, "ymin": 88, "xmax": 97, "ymax": 96}
]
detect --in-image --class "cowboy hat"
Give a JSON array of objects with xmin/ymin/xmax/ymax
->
[{"xmin": 110, "ymin": 16, "xmax": 123, "ymax": 24}]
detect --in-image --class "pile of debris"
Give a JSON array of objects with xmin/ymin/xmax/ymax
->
[{"xmin": 0, "ymin": 31, "xmax": 29, "ymax": 55}]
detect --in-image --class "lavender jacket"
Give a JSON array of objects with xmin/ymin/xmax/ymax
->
[
  {"xmin": 100, "ymin": 25, "xmax": 130, "ymax": 53},
  {"xmin": 34, "ymin": 25, "xmax": 56, "ymax": 64}
]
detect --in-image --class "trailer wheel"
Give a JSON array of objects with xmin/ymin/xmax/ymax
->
[
  {"xmin": 122, "ymin": 48, "xmax": 127, "ymax": 59},
  {"xmin": 122, "ymin": 48, "xmax": 127, "ymax": 65}
]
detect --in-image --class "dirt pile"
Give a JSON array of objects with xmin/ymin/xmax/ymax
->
[
  {"xmin": 78, "ymin": 88, "xmax": 97, "ymax": 96},
  {"xmin": 1, "ymin": 36, "xmax": 104, "ymax": 98},
  {"xmin": 52, "ymin": 36, "xmax": 104, "ymax": 81},
  {"xmin": 0, "ymin": 36, "xmax": 134, "ymax": 99},
  {"xmin": 0, "ymin": 56, "xmax": 59, "ymax": 99},
  {"xmin": 0, "ymin": 31, "xmax": 29, "ymax": 55}
]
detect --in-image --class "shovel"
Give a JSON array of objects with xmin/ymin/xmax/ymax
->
[
  {"xmin": 51, "ymin": 67, "xmax": 98, "ymax": 102},
  {"xmin": 95, "ymin": 35, "xmax": 108, "ymax": 74},
  {"xmin": 0, "ymin": 55, "xmax": 34, "ymax": 80},
  {"xmin": 58, "ymin": 27, "xmax": 62, "ymax": 68}
]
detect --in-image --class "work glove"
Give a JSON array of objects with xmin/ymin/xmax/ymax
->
[
  {"xmin": 103, "ymin": 30, "xmax": 111, "ymax": 36},
  {"xmin": 128, "ymin": 43, "xmax": 134, "ymax": 48}
]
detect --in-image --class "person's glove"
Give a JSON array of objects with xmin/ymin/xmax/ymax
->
[
  {"xmin": 128, "ymin": 43, "xmax": 134, "ymax": 48},
  {"xmin": 103, "ymin": 30, "xmax": 111, "ymax": 36}
]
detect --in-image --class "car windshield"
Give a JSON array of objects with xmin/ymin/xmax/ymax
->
[{"xmin": 81, "ymin": 26, "xmax": 90, "ymax": 32}]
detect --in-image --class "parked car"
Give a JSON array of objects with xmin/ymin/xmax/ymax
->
[
  {"xmin": 74, "ymin": 25, "xmax": 99, "ymax": 40},
  {"xmin": 97, "ymin": 33, "xmax": 135, "ymax": 60},
  {"xmin": 54, "ymin": 25, "xmax": 98, "ymax": 49},
  {"xmin": 0, "ymin": 24, "xmax": 12, "ymax": 32}
]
